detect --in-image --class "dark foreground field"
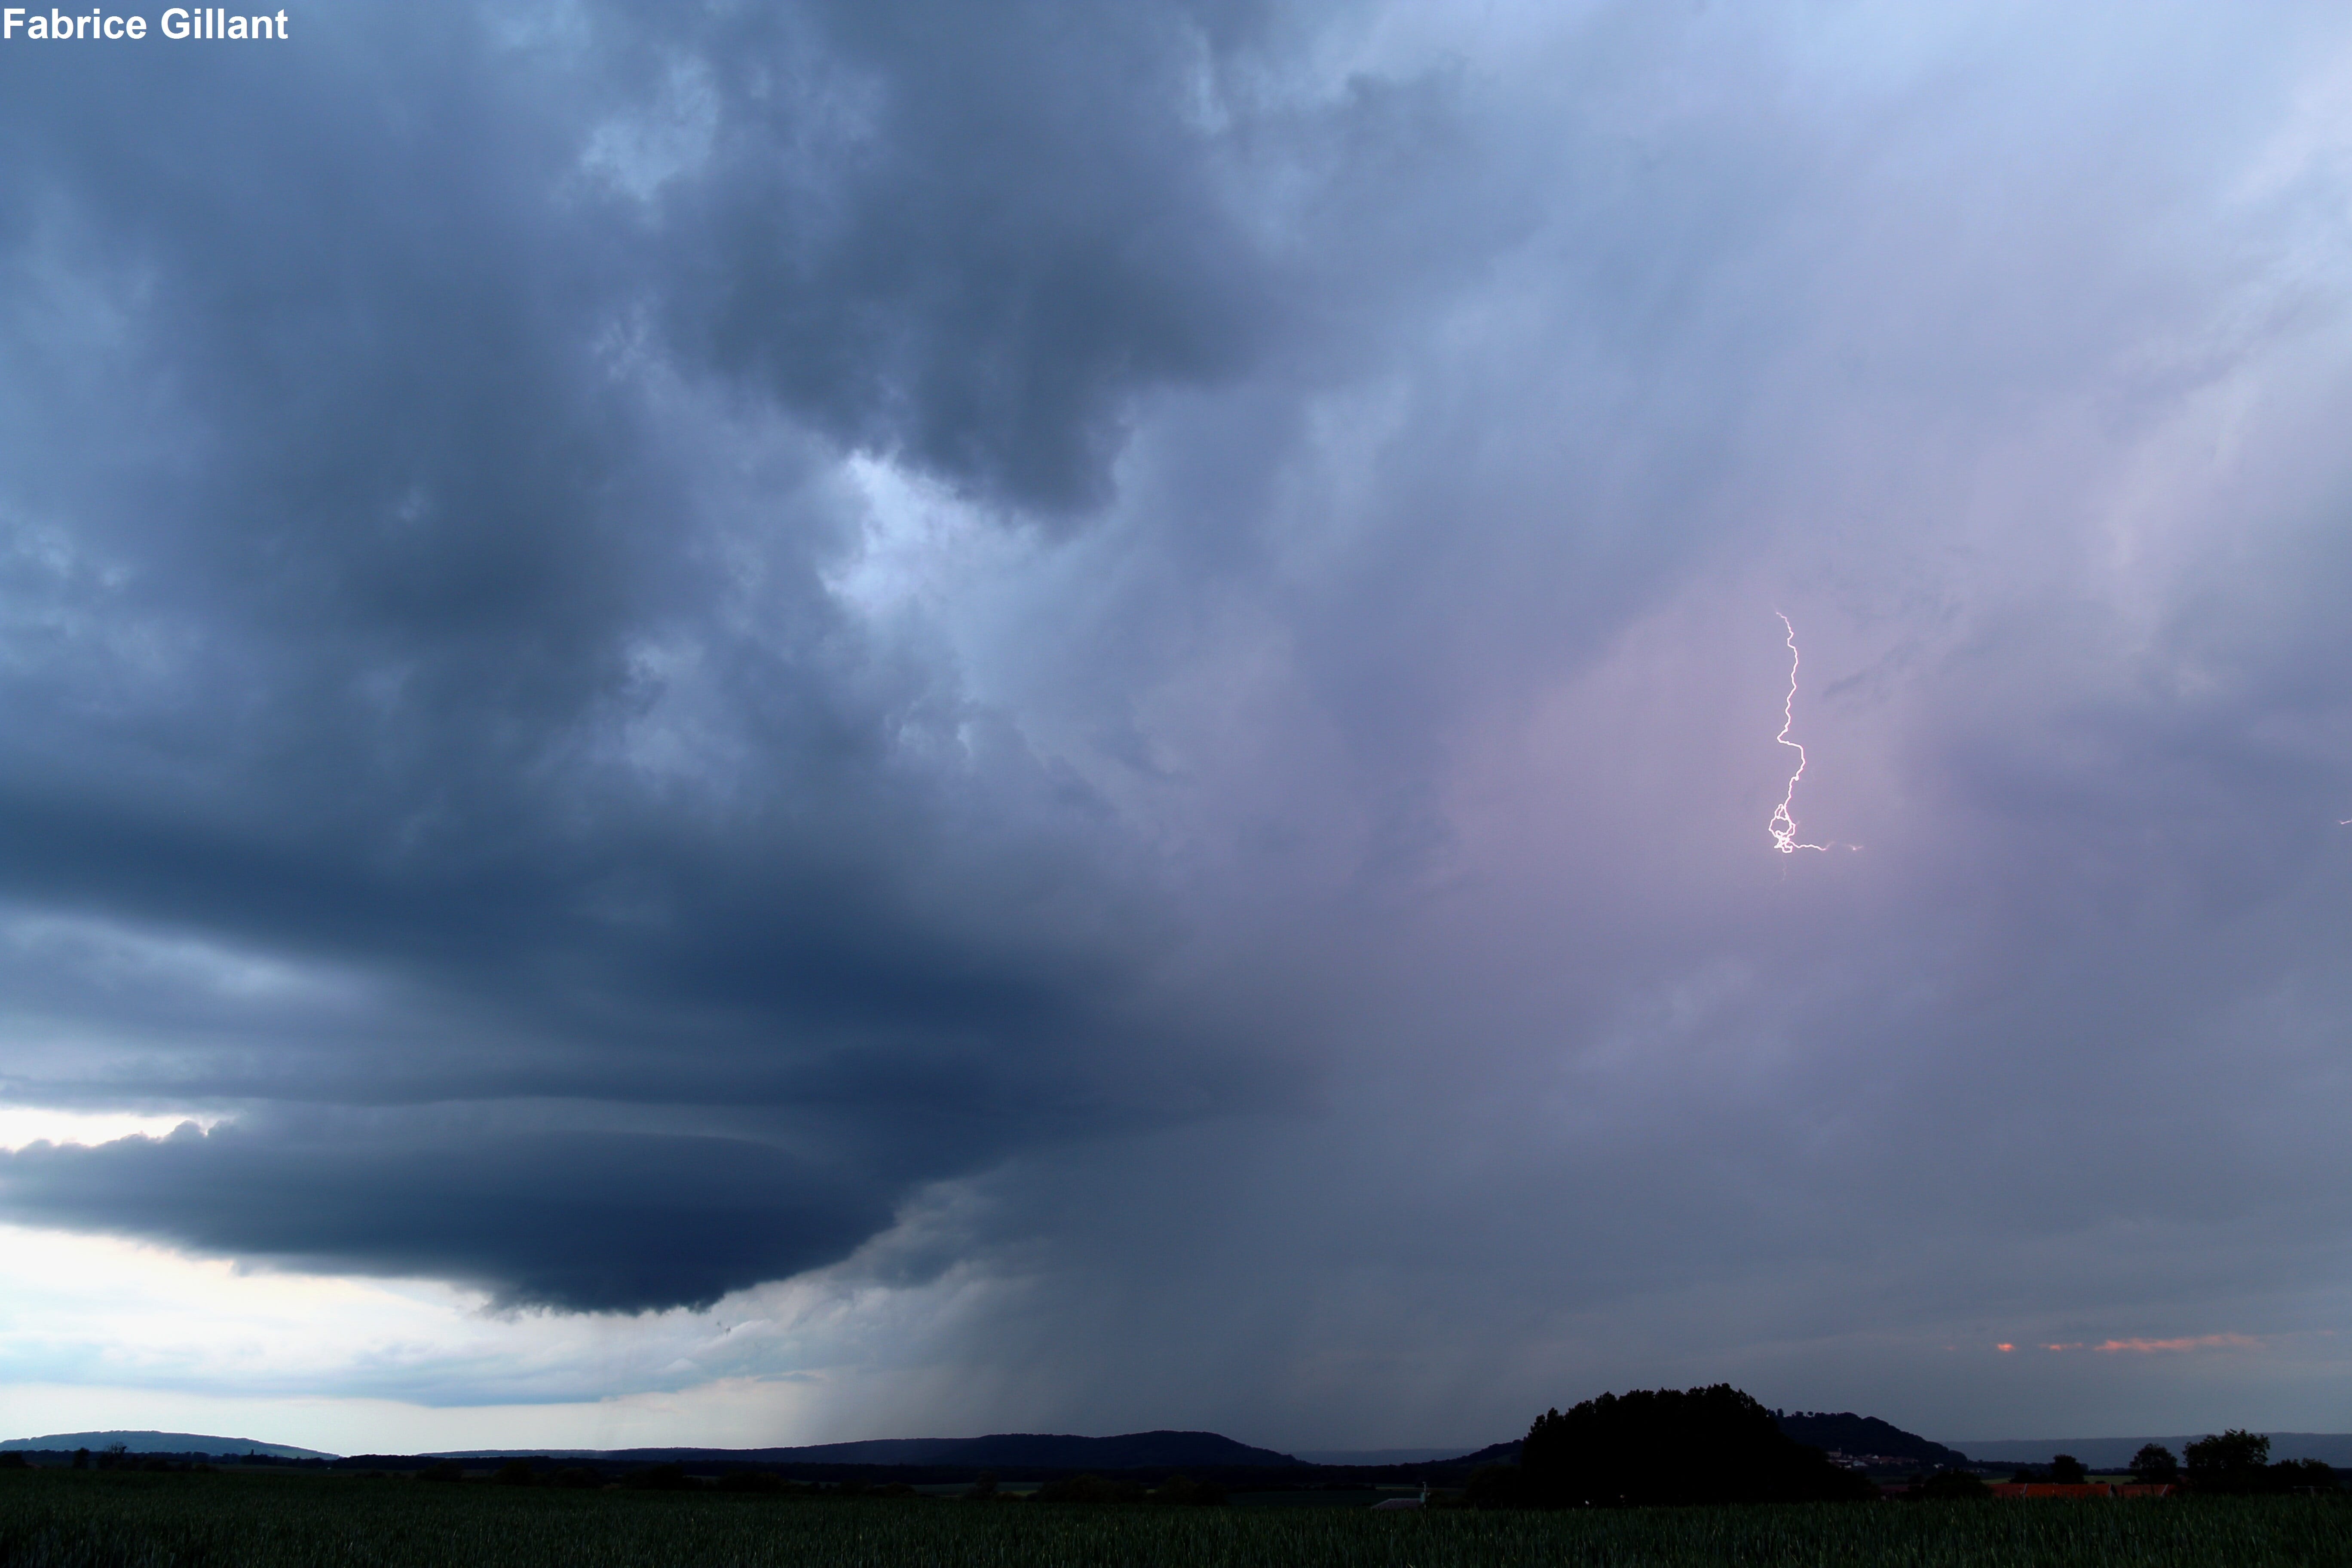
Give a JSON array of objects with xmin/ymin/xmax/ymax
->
[{"xmin": 2, "ymin": 1470, "xmax": 2347, "ymax": 1568}]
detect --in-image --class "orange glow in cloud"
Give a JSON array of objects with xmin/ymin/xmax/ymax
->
[
  {"xmin": 2094, "ymin": 1334, "xmax": 2260, "ymax": 1354},
  {"xmin": 1999, "ymin": 1333, "xmax": 2260, "ymax": 1355}
]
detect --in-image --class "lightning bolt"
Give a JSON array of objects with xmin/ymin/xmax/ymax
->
[{"xmin": 1769, "ymin": 613, "xmax": 1831, "ymax": 854}]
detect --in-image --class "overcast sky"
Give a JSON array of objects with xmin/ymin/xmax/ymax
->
[{"xmin": 3, "ymin": 0, "xmax": 2352, "ymax": 1456}]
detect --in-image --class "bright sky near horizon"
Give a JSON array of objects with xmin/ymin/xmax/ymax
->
[{"xmin": 5, "ymin": 0, "xmax": 2352, "ymax": 1457}]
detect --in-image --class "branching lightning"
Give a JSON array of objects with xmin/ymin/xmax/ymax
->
[{"xmin": 1769, "ymin": 613, "xmax": 1831, "ymax": 854}]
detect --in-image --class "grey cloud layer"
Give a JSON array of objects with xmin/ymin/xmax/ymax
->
[
  {"xmin": 5, "ymin": 1121, "xmax": 892, "ymax": 1312},
  {"xmin": 3, "ymin": 0, "xmax": 2352, "ymax": 1439},
  {"xmin": 0, "ymin": 0, "xmax": 1362, "ymax": 1310}
]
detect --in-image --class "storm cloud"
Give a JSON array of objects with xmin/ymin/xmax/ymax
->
[
  {"xmin": 0, "ymin": 0, "xmax": 1339, "ymax": 1309},
  {"xmin": 2, "ymin": 1121, "xmax": 892, "ymax": 1312},
  {"xmin": 4, "ymin": 0, "xmax": 2352, "ymax": 1444}
]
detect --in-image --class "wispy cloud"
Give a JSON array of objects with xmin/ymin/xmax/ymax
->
[{"xmin": 2094, "ymin": 1335, "xmax": 2263, "ymax": 1355}]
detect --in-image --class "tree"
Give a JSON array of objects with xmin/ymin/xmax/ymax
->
[
  {"xmin": 1516, "ymin": 1384, "xmax": 1876, "ymax": 1507},
  {"xmin": 1033, "ymin": 1474, "xmax": 1142, "ymax": 1504},
  {"xmin": 2048, "ymin": 1454, "xmax": 2087, "ymax": 1484},
  {"xmin": 2184, "ymin": 1430, "xmax": 2269, "ymax": 1494},
  {"xmin": 1461, "ymin": 1464, "xmax": 1527, "ymax": 1510},
  {"xmin": 2269, "ymin": 1458, "xmax": 2338, "ymax": 1494},
  {"xmin": 1152, "ymin": 1473, "xmax": 1225, "ymax": 1506},
  {"xmin": 2128, "ymin": 1444, "xmax": 2178, "ymax": 1485},
  {"xmin": 1914, "ymin": 1470, "xmax": 1991, "ymax": 1500},
  {"xmin": 623, "ymin": 1462, "xmax": 692, "ymax": 1491}
]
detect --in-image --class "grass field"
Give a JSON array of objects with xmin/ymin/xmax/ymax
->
[{"xmin": 1, "ymin": 1470, "xmax": 2346, "ymax": 1567}]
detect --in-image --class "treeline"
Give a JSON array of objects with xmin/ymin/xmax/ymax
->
[
  {"xmin": 1939, "ymin": 1432, "xmax": 2336, "ymax": 1495},
  {"xmin": 374, "ymin": 1460, "xmax": 917, "ymax": 1493},
  {"xmin": 395, "ymin": 1459, "xmax": 1227, "ymax": 1503},
  {"xmin": 0, "ymin": 1446, "xmax": 243, "ymax": 1474},
  {"xmin": 1457, "ymin": 1386, "xmax": 1877, "ymax": 1509},
  {"xmin": 1452, "ymin": 1388, "xmax": 2344, "ymax": 1509},
  {"xmin": 2099, "ymin": 1433, "xmax": 2339, "ymax": 1495}
]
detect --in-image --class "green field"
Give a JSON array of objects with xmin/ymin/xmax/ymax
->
[{"xmin": 1, "ymin": 1470, "xmax": 2346, "ymax": 1568}]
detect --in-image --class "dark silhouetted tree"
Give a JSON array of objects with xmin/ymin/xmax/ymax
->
[
  {"xmin": 1152, "ymin": 1473, "xmax": 1225, "ymax": 1505},
  {"xmin": 1914, "ymin": 1470, "xmax": 1991, "ymax": 1500},
  {"xmin": 2184, "ymin": 1430, "xmax": 2269, "ymax": 1494},
  {"xmin": 624, "ymin": 1462, "xmax": 693, "ymax": 1491},
  {"xmin": 1516, "ymin": 1384, "xmax": 1876, "ymax": 1507},
  {"xmin": 2269, "ymin": 1458, "xmax": 2338, "ymax": 1493},
  {"xmin": 1034, "ymin": 1474, "xmax": 1143, "ymax": 1504},
  {"xmin": 2129, "ymin": 1444, "xmax": 2178, "ymax": 1485},
  {"xmin": 2049, "ymin": 1454, "xmax": 2087, "ymax": 1484},
  {"xmin": 1461, "ymin": 1465, "xmax": 1526, "ymax": 1509}
]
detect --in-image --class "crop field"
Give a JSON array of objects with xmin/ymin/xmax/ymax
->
[{"xmin": 0, "ymin": 1470, "xmax": 2346, "ymax": 1568}]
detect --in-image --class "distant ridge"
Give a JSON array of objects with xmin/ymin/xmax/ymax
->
[
  {"xmin": 1291, "ymin": 1447, "xmax": 1485, "ymax": 1467},
  {"xmin": 1442, "ymin": 1439, "xmax": 1525, "ymax": 1468},
  {"xmin": 0, "ymin": 1430, "xmax": 334, "ymax": 1459},
  {"xmin": 1949, "ymin": 1433, "xmax": 2352, "ymax": 1469},
  {"xmin": 428, "ymin": 1431, "xmax": 1298, "ymax": 1470},
  {"xmin": 1775, "ymin": 1412, "xmax": 1969, "ymax": 1469},
  {"xmin": 1436, "ymin": 1412, "xmax": 1965, "ymax": 1472},
  {"xmin": 619, "ymin": 1431, "xmax": 1296, "ymax": 1470}
]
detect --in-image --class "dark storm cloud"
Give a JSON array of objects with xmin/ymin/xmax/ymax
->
[
  {"xmin": 0, "ymin": 1120, "xmax": 891, "ymax": 1312},
  {"xmin": 6, "ymin": 0, "xmax": 2352, "ymax": 1446},
  {"xmin": 0, "ymin": 0, "xmax": 1400, "ymax": 1308},
  {"xmin": 655, "ymin": 3, "xmax": 1280, "ymax": 514},
  {"xmin": 667, "ymin": 3, "xmax": 2352, "ymax": 1446}
]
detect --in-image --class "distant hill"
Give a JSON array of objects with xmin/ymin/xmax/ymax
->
[
  {"xmin": 1952, "ymin": 1433, "xmax": 2352, "ymax": 1469},
  {"xmin": 432, "ymin": 1431, "xmax": 1298, "ymax": 1470},
  {"xmin": 0, "ymin": 1430, "xmax": 334, "ymax": 1459},
  {"xmin": 628, "ymin": 1431, "xmax": 1296, "ymax": 1470},
  {"xmin": 1291, "ymin": 1447, "xmax": 1486, "ymax": 1466},
  {"xmin": 1433, "ymin": 1411, "xmax": 1965, "ymax": 1473},
  {"xmin": 1775, "ymin": 1412, "xmax": 1969, "ymax": 1469},
  {"xmin": 1446, "ymin": 1439, "xmax": 1526, "ymax": 1467}
]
